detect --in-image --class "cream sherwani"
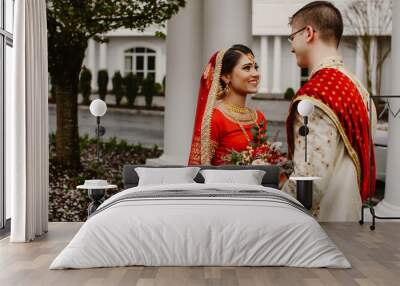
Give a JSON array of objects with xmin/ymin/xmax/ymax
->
[{"xmin": 282, "ymin": 56, "xmax": 377, "ymax": 222}]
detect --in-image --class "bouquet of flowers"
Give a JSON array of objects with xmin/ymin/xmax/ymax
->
[{"xmin": 222, "ymin": 121, "xmax": 293, "ymax": 184}]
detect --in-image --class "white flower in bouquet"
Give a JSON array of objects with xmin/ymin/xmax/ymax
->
[
  {"xmin": 271, "ymin": 142, "xmax": 283, "ymax": 150},
  {"xmin": 251, "ymin": 158, "xmax": 268, "ymax": 165}
]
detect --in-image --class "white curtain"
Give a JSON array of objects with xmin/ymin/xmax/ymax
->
[{"xmin": 7, "ymin": 0, "xmax": 49, "ymax": 242}]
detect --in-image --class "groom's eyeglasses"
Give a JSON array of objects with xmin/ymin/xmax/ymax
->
[{"xmin": 288, "ymin": 27, "xmax": 307, "ymax": 43}]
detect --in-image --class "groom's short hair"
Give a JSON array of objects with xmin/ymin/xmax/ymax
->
[{"xmin": 289, "ymin": 1, "xmax": 343, "ymax": 47}]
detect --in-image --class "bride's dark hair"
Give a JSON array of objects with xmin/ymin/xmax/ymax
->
[{"xmin": 218, "ymin": 44, "xmax": 255, "ymax": 99}]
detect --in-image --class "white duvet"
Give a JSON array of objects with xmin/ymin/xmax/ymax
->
[{"xmin": 50, "ymin": 183, "xmax": 351, "ymax": 269}]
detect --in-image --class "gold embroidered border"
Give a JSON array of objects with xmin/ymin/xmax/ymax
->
[
  {"xmin": 200, "ymin": 50, "xmax": 226, "ymax": 164},
  {"xmin": 189, "ymin": 136, "xmax": 202, "ymax": 164},
  {"xmin": 309, "ymin": 56, "xmax": 344, "ymax": 78},
  {"xmin": 292, "ymin": 95, "xmax": 362, "ymax": 186},
  {"xmin": 210, "ymin": 139, "xmax": 218, "ymax": 161}
]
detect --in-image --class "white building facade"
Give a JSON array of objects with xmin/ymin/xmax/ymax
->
[
  {"xmin": 85, "ymin": 26, "xmax": 167, "ymax": 89},
  {"xmin": 84, "ymin": 0, "xmax": 392, "ymax": 97}
]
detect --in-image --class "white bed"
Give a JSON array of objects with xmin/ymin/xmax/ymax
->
[{"xmin": 50, "ymin": 183, "xmax": 351, "ymax": 269}]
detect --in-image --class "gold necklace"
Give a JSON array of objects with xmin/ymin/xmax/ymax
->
[
  {"xmin": 236, "ymin": 112, "xmax": 260, "ymax": 143},
  {"xmin": 219, "ymin": 104, "xmax": 257, "ymax": 124},
  {"xmin": 223, "ymin": 101, "xmax": 250, "ymax": 114}
]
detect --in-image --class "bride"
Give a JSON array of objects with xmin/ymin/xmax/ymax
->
[{"xmin": 188, "ymin": 44, "xmax": 268, "ymax": 165}]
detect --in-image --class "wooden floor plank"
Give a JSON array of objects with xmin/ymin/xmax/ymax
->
[{"xmin": 0, "ymin": 222, "xmax": 399, "ymax": 286}]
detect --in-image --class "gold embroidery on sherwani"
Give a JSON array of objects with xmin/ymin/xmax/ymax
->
[
  {"xmin": 309, "ymin": 56, "xmax": 344, "ymax": 78},
  {"xmin": 200, "ymin": 50, "xmax": 226, "ymax": 164},
  {"xmin": 291, "ymin": 95, "xmax": 362, "ymax": 187}
]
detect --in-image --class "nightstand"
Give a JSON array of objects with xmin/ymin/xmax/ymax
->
[
  {"xmin": 77, "ymin": 180, "xmax": 117, "ymax": 216},
  {"xmin": 289, "ymin": 176, "xmax": 321, "ymax": 210}
]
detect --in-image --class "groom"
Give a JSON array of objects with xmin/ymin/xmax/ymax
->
[{"xmin": 282, "ymin": 1, "xmax": 377, "ymax": 221}]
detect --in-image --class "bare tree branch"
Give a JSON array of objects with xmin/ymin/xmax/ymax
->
[{"xmin": 342, "ymin": 0, "xmax": 392, "ymax": 95}]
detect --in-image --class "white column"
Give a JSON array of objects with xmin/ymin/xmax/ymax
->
[
  {"xmin": 373, "ymin": 1, "xmax": 400, "ymax": 218},
  {"xmin": 99, "ymin": 41, "xmax": 108, "ymax": 70},
  {"xmin": 292, "ymin": 51, "xmax": 300, "ymax": 91},
  {"xmin": 161, "ymin": 46, "xmax": 167, "ymax": 84},
  {"xmin": 203, "ymin": 0, "xmax": 252, "ymax": 62},
  {"xmin": 87, "ymin": 38, "xmax": 97, "ymax": 89},
  {"xmin": 355, "ymin": 37, "xmax": 365, "ymax": 85},
  {"xmin": 271, "ymin": 36, "xmax": 282, "ymax": 94},
  {"xmin": 369, "ymin": 36, "xmax": 378, "ymax": 95},
  {"xmin": 155, "ymin": 48, "xmax": 163, "ymax": 84},
  {"xmin": 259, "ymin": 36, "xmax": 269, "ymax": 94},
  {"xmin": 146, "ymin": 0, "xmax": 203, "ymax": 165}
]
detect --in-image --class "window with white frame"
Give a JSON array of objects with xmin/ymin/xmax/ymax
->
[
  {"xmin": 1, "ymin": 0, "xmax": 14, "ymax": 230},
  {"xmin": 124, "ymin": 47, "xmax": 156, "ymax": 80}
]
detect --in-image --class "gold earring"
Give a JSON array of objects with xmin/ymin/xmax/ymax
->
[{"xmin": 224, "ymin": 83, "xmax": 231, "ymax": 95}]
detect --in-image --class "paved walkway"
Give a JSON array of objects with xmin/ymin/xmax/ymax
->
[
  {"xmin": 49, "ymin": 103, "xmax": 287, "ymax": 150},
  {"xmin": 49, "ymin": 104, "xmax": 164, "ymax": 147}
]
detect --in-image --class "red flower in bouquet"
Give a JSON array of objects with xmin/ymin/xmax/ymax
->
[
  {"xmin": 222, "ymin": 120, "xmax": 293, "ymax": 184},
  {"xmin": 253, "ymin": 144, "xmax": 269, "ymax": 158}
]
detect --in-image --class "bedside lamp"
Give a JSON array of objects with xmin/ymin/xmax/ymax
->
[
  {"xmin": 89, "ymin": 99, "xmax": 107, "ymax": 162},
  {"xmin": 289, "ymin": 99, "xmax": 320, "ymax": 210},
  {"xmin": 297, "ymin": 99, "xmax": 315, "ymax": 162}
]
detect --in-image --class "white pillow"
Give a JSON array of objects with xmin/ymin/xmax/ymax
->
[
  {"xmin": 200, "ymin": 169, "xmax": 266, "ymax": 185},
  {"xmin": 135, "ymin": 167, "xmax": 201, "ymax": 186}
]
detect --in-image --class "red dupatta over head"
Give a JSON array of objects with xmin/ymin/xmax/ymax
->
[
  {"xmin": 286, "ymin": 67, "xmax": 376, "ymax": 202},
  {"xmin": 188, "ymin": 50, "xmax": 226, "ymax": 165}
]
